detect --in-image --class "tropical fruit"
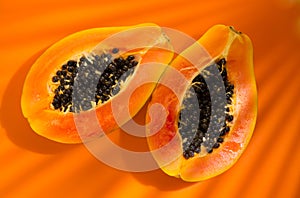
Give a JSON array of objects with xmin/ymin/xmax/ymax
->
[
  {"xmin": 21, "ymin": 23, "xmax": 173, "ymax": 143},
  {"xmin": 146, "ymin": 25, "xmax": 257, "ymax": 181}
]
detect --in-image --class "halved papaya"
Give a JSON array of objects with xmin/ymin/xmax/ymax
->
[
  {"xmin": 146, "ymin": 25, "xmax": 257, "ymax": 181},
  {"xmin": 21, "ymin": 23, "xmax": 173, "ymax": 143}
]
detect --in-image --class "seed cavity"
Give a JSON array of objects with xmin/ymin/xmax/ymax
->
[
  {"xmin": 178, "ymin": 58, "xmax": 235, "ymax": 159},
  {"xmin": 50, "ymin": 49, "xmax": 139, "ymax": 113}
]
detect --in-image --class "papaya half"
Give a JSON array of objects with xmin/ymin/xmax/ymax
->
[
  {"xmin": 146, "ymin": 25, "xmax": 257, "ymax": 182},
  {"xmin": 21, "ymin": 23, "xmax": 173, "ymax": 143}
]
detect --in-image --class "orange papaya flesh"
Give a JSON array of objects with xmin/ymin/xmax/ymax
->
[
  {"xmin": 146, "ymin": 25, "xmax": 257, "ymax": 182},
  {"xmin": 21, "ymin": 23, "xmax": 173, "ymax": 143}
]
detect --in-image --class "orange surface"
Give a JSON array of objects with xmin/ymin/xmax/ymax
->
[{"xmin": 0, "ymin": 0, "xmax": 299, "ymax": 197}]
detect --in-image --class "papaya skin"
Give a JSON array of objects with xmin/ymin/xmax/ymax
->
[
  {"xmin": 146, "ymin": 25, "xmax": 257, "ymax": 182},
  {"xmin": 21, "ymin": 23, "xmax": 173, "ymax": 143}
]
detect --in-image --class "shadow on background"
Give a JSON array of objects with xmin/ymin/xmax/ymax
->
[
  {"xmin": 133, "ymin": 169, "xmax": 194, "ymax": 190},
  {"xmin": 0, "ymin": 49, "xmax": 78, "ymax": 154}
]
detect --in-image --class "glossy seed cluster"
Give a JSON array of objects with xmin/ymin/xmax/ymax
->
[
  {"xmin": 178, "ymin": 58, "xmax": 235, "ymax": 159},
  {"xmin": 51, "ymin": 49, "xmax": 138, "ymax": 113}
]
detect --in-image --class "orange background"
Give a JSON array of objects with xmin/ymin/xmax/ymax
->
[{"xmin": 0, "ymin": 0, "xmax": 299, "ymax": 197}]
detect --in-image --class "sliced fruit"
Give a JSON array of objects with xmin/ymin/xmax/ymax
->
[
  {"xmin": 21, "ymin": 23, "xmax": 173, "ymax": 143},
  {"xmin": 146, "ymin": 24, "xmax": 257, "ymax": 182}
]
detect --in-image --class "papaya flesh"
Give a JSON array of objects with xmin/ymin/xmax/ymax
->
[
  {"xmin": 21, "ymin": 23, "xmax": 173, "ymax": 143},
  {"xmin": 146, "ymin": 25, "xmax": 257, "ymax": 182}
]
